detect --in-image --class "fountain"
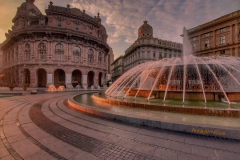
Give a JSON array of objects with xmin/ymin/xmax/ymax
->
[
  {"xmin": 105, "ymin": 27, "xmax": 240, "ymax": 105},
  {"xmin": 70, "ymin": 27, "xmax": 240, "ymax": 140}
]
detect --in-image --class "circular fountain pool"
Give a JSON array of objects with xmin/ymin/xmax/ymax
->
[{"xmin": 70, "ymin": 92, "xmax": 240, "ymax": 140}]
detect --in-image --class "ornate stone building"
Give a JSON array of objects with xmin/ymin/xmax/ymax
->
[
  {"xmin": 0, "ymin": 0, "xmax": 114, "ymax": 88},
  {"xmin": 111, "ymin": 56, "xmax": 124, "ymax": 82},
  {"xmin": 124, "ymin": 21, "xmax": 182, "ymax": 72},
  {"xmin": 0, "ymin": 45, "xmax": 3, "ymax": 86},
  {"xmin": 188, "ymin": 10, "xmax": 240, "ymax": 57}
]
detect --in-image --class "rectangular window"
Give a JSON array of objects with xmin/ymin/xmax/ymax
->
[
  {"xmin": 58, "ymin": 21, "xmax": 61, "ymax": 27},
  {"xmin": 164, "ymin": 53, "xmax": 167, "ymax": 58},
  {"xmin": 41, "ymin": 19, "xmax": 44, "ymax": 25},
  {"xmin": 153, "ymin": 52, "xmax": 155, "ymax": 58},
  {"xmin": 75, "ymin": 24, "xmax": 78, "ymax": 30},
  {"xmin": 90, "ymin": 28, "xmax": 92, "ymax": 34},
  {"xmin": 220, "ymin": 28, "xmax": 225, "ymax": 33},
  {"xmin": 193, "ymin": 44, "xmax": 196, "ymax": 51},
  {"xmin": 220, "ymin": 50, "xmax": 225, "ymax": 54},
  {"xmin": 205, "ymin": 33, "xmax": 209, "ymax": 37},
  {"xmin": 141, "ymin": 52, "xmax": 144, "ymax": 57},
  {"xmin": 220, "ymin": 36, "xmax": 225, "ymax": 44},
  {"xmin": 205, "ymin": 40, "xmax": 209, "ymax": 48}
]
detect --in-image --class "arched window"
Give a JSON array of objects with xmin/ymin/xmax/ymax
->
[
  {"xmin": 16, "ymin": 46, "xmax": 18, "ymax": 61},
  {"xmin": 25, "ymin": 44, "xmax": 30, "ymax": 60},
  {"xmin": 88, "ymin": 49, "xmax": 94, "ymax": 64},
  {"xmin": 55, "ymin": 44, "xmax": 64, "ymax": 61},
  {"xmin": 38, "ymin": 43, "xmax": 46, "ymax": 60},
  {"xmin": 73, "ymin": 46, "xmax": 81, "ymax": 62},
  {"xmin": 98, "ymin": 52, "xmax": 102, "ymax": 65}
]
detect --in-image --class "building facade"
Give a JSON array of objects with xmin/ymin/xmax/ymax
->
[
  {"xmin": 1, "ymin": 0, "xmax": 114, "ymax": 88},
  {"xmin": 111, "ymin": 56, "xmax": 124, "ymax": 82},
  {"xmin": 124, "ymin": 21, "xmax": 182, "ymax": 72},
  {"xmin": 188, "ymin": 10, "xmax": 240, "ymax": 57},
  {"xmin": 0, "ymin": 45, "xmax": 3, "ymax": 86}
]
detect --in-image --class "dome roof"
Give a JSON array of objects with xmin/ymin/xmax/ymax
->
[
  {"xmin": 138, "ymin": 21, "xmax": 153, "ymax": 39},
  {"xmin": 13, "ymin": 0, "xmax": 42, "ymax": 22}
]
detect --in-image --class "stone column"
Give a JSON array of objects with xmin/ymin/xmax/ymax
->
[
  {"xmin": 94, "ymin": 72, "xmax": 98, "ymax": 88},
  {"xmin": 30, "ymin": 69, "xmax": 37, "ymax": 88},
  {"xmin": 82, "ymin": 74, "xmax": 87, "ymax": 89},
  {"xmin": 198, "ymin": 34, "xmax": 201, "ymax": 51},
  {"xmin": 46, "ymin": 72, "xmax": 54, "ymax": 88},
  {"xmin": 212, "ymin": 30, "xmax": 215, "ymax": 47},
  {"xmin": 235, "ymin": 22, "xmax": 239, "ymax": 42},
  {"xmin": 65, "ymin": 73, "xmax": 72, "ymax": 87},
  {"xmin": 230, "ymin": 24, "xmax": 233, "ymax": 43}
]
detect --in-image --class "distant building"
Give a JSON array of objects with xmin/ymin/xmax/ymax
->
[
  {"xmin": 1, "ymin": 0, "xmax": 114, "ymax": 88},
  {"xmin": 187, "ymin": 10, "xmax": 240, "ymax": 57},
  {"xmin": 108, "ymin": 47, "xmax": 114, "ymax": 81},
  {"xmin": 0, "ymin": 44, "xmax": 3, "ymax": 86},
  {"xmin": 124, "ymin": 21, "xmax": 182, "ymax": 72},
  {"xmin": 111, "ymin": 56, "xmax": 124, "ymax": 82}
]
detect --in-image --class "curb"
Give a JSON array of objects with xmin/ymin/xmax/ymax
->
[{"xmin": 68, "ymin": 95, "xmax": 240, "ymax": 140}]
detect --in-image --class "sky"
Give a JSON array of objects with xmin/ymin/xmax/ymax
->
[{"xmin": 0, "ymin": 0, "xmax": 239, "ymax": 59}]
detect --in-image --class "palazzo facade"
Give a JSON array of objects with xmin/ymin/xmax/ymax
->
[
  {"xmin": 124, "ymin": 21, "xmax": 182, "ymax": 72},
  {"xmin": 0, "ymin": 0, "xmax": 114, "ymax": 88},
  {"xmin": 111, "ymin": 56, "xmax": 124, "ymax": 82},
  {"xmin": 188, "ymin": 10, "xmax": 240, "ymax": 57}
]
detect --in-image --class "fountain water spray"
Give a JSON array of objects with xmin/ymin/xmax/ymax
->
[{"xmin": 105, "ymin": 27, "xmax": 240, "ymax": 106}]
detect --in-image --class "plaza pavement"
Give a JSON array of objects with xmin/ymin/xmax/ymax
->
[{"xmin": 0, "ymin": 91, "xmax": 239, "ymax": 160}]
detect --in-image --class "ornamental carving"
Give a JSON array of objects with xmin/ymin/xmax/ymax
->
[{"xmin": 66, "ymin": 20, "xmax": 71, "ymax": 25}]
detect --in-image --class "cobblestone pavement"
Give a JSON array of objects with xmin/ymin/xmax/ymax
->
[{"xmin": 0, "ymin": 91, "xmax": 239, "ymax": 160}]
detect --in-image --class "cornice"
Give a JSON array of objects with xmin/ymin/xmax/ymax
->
[
  {"xmin": 124, "ymin": 44, "xmax": 182, "ymax": 57},
  {"xmin": 188, "ymin": 10, "xmax": 240, "ymax": 34},
  {"xmin": 1, "ymin": 26, "xmax": 109, "ymax": 52}
]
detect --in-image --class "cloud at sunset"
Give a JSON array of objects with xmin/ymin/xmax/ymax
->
[{"xmin": 0, "ymin": 0, "xmax": 239, "ymax": 58}]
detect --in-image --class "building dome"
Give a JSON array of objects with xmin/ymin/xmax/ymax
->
[{"xmin": 138, "ymin": 21, "xmax": 153, "ymax": 39}]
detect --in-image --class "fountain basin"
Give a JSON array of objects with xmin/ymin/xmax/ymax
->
[
  {"xmin": 69, "ymin": 93, "xmax": 240, "ymax": 140},
  {"xmin": 125, "ymin": 89, "xmax": 240, "ymax": 102},
  {"xmin": 93, "ymin": 92, "xmax": 240, "ymax": 118}
]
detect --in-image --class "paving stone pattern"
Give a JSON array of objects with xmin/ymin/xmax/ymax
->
[
  {"xmin": 30, "ymin": 101, "xmax": 161, "ymax": 160},
  {"xmin": 0, "ymin": 91, "xmax": 239, "ymax": 160}
]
